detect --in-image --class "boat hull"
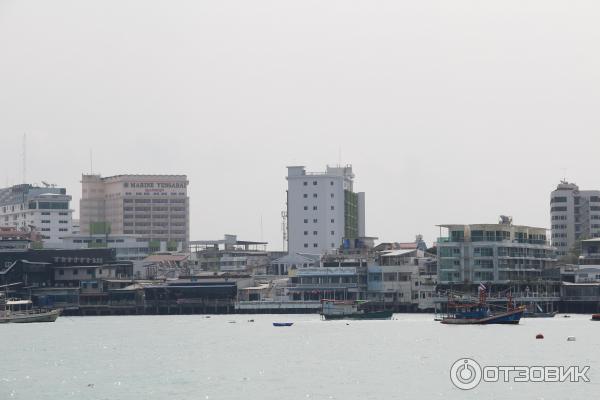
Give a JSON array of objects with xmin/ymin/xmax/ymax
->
[
  {"xmin": 321, "ymin": 311, "xmax": 394, "ymax": 321},
  {"xmin": 273, "ymin": 322, "xmax": 293, "ymax": 327},
  {"xmin": 523, "ymin": 311, "xmax": 557, "ymax": 318},
  {"xmin": 0, "ymin": 309, "xmax": 60, "ymax": 324},
  {"xmin": 441, "ymin": 308, "xmax": 524, "ymax": 325}
]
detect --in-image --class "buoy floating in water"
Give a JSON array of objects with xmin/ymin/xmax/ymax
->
[
  {"xmin": 536, "ymin": 333, "xmax": 544, "ymax": 339},
  {"xmin": 567, "ymin": 336, "xmax": 576, "ymax": 341}
]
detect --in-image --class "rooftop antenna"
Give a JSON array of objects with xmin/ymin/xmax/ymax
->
[
  {"xmin": 22, "ymin": 133, "xmax": 26, "ymax": 184},
  {"xmin": 561, "ymin": 167, "xmax": 567, "ymax": 182},
  {"xmin": 90, "ymin": 149, "xmax": 93, "ymax": 174},
  {"xmin": 260, "ymin": 214, "xmax": 264, "ymax": 242},
  {"xmin": 338, "ymin": 146, "xmax": 342, "ymax": 167}
]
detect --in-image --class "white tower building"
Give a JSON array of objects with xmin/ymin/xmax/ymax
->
[
  {"xmin": 286, "ymin": 165, "xmax": 365, "ymax": 255},
  {"xmin": 550, "ymin": 181, "xmax": 600, "ymax": 257}
]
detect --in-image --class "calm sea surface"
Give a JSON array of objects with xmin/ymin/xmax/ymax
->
[{"xmin": 1, "ymin": 314, "xmax": 599, "ymax": 400}]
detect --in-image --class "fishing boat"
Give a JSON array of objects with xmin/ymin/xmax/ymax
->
[
  {"xmin": 0, "ymin": 283, "xmax": 60, "ymax": 324},
  {"xmin": 273, "ymin": 322, "xmax": 293, "ymax": 327},
  {"xmin": 320, "ymin": 300, "xmax": 393, "ymax": 321},
  {"xmin": 439, "ymin": 285, "xmax": 524, "ymax": 325}
]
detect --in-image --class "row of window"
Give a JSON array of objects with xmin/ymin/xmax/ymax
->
[
  {"xmin": 303, "ymin": 243, "xmax": 336, "ymax": 248},
  {"xmin": 303, "ymin": 181, "xmax": 335, "ymax": 186},
  {"xmin": 302, "ymin": 193, "xmax": 335, "ymax": 199},
  {"xmin": 304, "ymin": 230, "xmax": 335, "ymax": 236}
]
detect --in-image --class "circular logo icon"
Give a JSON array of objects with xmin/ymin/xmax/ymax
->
[{"xmin": 450, "ymin": 358, "xmax": 482, "ymax": 390}]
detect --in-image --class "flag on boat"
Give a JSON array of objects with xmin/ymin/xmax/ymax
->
[{"xmin": 478, "ymin": 283, "xmax": 486, "ymax": 293}]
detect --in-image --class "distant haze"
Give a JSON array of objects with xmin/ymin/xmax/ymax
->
[{"xmin": 1, "ymin": 0, "xmax": 599, "ymax": 249}]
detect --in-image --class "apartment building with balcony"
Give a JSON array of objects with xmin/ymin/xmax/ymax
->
[{"xmin": 437, "ymin": 216, "xmax": 556, "ymax": 284}]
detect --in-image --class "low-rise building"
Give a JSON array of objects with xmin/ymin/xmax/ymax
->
[
  {"xmin": 367, "ymin": 249, "xmax": 437, "ymax": 311},
  {"xmin": 189, "ymin": 235, "xmax": 269, "ymax": 274}
]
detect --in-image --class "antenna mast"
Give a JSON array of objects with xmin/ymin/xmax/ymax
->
[{"xmin": 22, "ymin": 133, "xmax": 26, "ymax": 184}]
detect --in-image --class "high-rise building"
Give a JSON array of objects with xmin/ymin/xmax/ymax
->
[
  {"xmin": 550, "ymin": 181, "xmax": 600, "ymax": 257},
  {"xmin": 80, "ymin": 174, "xmax": 189, "ymax": 250},
  {"xmin": 286, "ymin": 165, "xmax": 365, "ymax": 254},
  {"xmin": 437, "ymin": 217, "xmax": 555, "ymax": 284},
  {"xmin": 0, "ymin": 184, "xmax": 73, "ymax": 248}
]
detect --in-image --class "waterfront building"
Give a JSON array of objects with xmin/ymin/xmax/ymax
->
[
  {"xmin": 286, "ymin": 165, "xmax": 365, "ymax": 255},
  {"xmin": 550, "ymin": 181, "xmax": 600, "ymax": 257},
  {"xmin": 189, "ymin": 235, "xmax": 269, "ymax": 274},
  {"xmin": 80, "ymin": 174, "xmax": 189, "ymax": 250},
  {"xmin": 59, "ymin": 233, "xmax": 157, "ymax": 261},
  {"xmin": 268, "ymin": 253, "xmax": 320, "ymax": 275},
  {"xmin": 437, "ymin": 216, "xmax": 556, "ymax": 285},
  {"xmin": 367, "ymin": 249, "xmax": 437, "ymax": 311},
  {"xmin": 0, "ymin": 183, "xmax": 73, "ymax": 248}
]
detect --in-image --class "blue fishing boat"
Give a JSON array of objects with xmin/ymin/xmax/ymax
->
[
  {"xmin": 273, "ymin": 322, "xmax": 293, "ymax": 327},
  {"xmin": 439, "ymin": 285, "xmax": 525, "ymax": 325}
]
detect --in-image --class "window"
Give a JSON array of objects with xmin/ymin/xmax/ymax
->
[
  {"xmin": 313, "ymin": 219, "xmax": 318, "ymax": 223},
  {"xmin": 303, "ymin": 206, "xmax": 308, "ymax": 210},
  {"xmin": 330, "ymin": 206, "xmax": 335, "ymax": 210},
  {"xmin": 304, "ymin": 243, "xmax": 308, "ymax": 248},
  {"xmin": 331, "ymin": 243, "xmax": 335, "ymax": 247},
  {"xmin": 87, "ymin": 269, "xmax": 93, "ymax": 275},
  {"xmin": 304, "ymin": 219, "xmax": 308, "ymax": 223},
  {"xmin": 313, "ymin": 231, "xmax": 318, "ymax": 235},
  {"xmin": 59, "ymin": 269, "xmax": 64, "ymax": 275},
  {"xmin": 330, "ymin": 181, "xmax": 334, "ymax": 186},
  {"xmin": 313, "ymin": 243, "xmax": 318, "ymax": 247},
  {"xmin": 331, "ymin": 231, "xmax": 335, "ymax": 235},
  {"xmin": 59, "ymin": 228, "xmax": 68, "ymax": 232},
  {"xmin": 331, "ymin": 219, "xmax": 335, "ymax": 223},
  {"xmin": 303, "ymin": 194, "xmax": 308, "ymax": 198},
  {"xmin": 330, "ymin": 193, "xmax": 334, "ymax": 198},
  {"xmin": 303, "ymin": 181, "xmax": 308, "ymax": 186},
  {"xmin": 59, "ymin": 220, "xmax": 68, "ymax": 224},
  {"xmin": 73, "ymin": 269, "xmax": 78, "ymax": 275},
  {"xmin": 313, "ymin": 206, "xmax": 317, "ymax": 210},
  {"xmin": 313, "ymin": 181, "xmax": 317, "ymax": 185},
  {"xmin": 313, "ymin": 193, "xmax": 317, "ymax": 198}
]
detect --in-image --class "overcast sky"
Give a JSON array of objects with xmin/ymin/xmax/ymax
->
[{"xmin": 1, "ymin": 1, "xmax": 599, "ymax": 250}]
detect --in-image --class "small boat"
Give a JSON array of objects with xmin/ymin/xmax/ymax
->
[
  {"xmin": 0, "ymin": 299, "xmax": 60, "ymax": 324},
  {"xmin": 1, "ymin": 283, "xmax": 60, "ymax": 324},
  {"xmin": 320, "ymin": 300, "xmax": 393, "ymax": 321},
  {"xmin": 273, "ymin": 322, "xmax": 293, "ymax": 327},
  {"xmin": 523, "ymin": 311, "xmax": 557, "ymax": 318},
  {"xmin": 591, "ymin": 314, "xmax": 600, "ymax": 321}
]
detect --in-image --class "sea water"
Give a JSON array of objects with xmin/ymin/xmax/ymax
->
[{"xmin": 1, "ymin": 314, "xmax": 599, "ymax": 399}]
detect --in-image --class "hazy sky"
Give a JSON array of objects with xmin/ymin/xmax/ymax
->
[{"xmin": 1, "ymin": 1, "xmax": 599, "ymax": 250}]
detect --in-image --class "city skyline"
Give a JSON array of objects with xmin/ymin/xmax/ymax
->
[{"xmin": 2, "ymin": 1, "xmax": 600, "ymax": 250}]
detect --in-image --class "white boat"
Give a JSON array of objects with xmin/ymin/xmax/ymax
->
[{"xmin": 0, "ymin": 284, "xmax": 60, "ymax": 324}]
